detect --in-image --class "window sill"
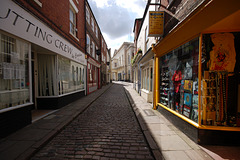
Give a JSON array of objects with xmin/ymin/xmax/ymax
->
[
  {"xmin": 33, "ymin": 0, "xmax": 42, "ymax": 7},
  {"xmin": 69, "ymin": 32, "xmax": 79, "ymax": 41}
]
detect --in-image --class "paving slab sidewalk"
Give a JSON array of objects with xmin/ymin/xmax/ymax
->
[
  {"xmin": 0, "ymin": 84, "xmax": 112, "ymax": 160},
  {"xmin": 123, "ymin": 82, "xmax": 213, "ymax": 160}
]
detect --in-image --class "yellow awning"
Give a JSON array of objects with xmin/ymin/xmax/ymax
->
[{"xmin": 153, "ymin": 0, "xmax": 240, "ymax": 57}]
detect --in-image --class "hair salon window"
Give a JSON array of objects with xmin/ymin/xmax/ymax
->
[
  {"xmin": 58, "ymin": 56, "xmax": 84, "ymax": 95},
  {"xmin": 0, "ymin": 33, "xmax": 30, "ymax": 110},
  {"xmin": 159, "ymin": 37, "xmax": 199, "ymax": 122}
]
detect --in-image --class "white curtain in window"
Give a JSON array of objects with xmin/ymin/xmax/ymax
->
[{"xmin": 38, "ymin": 54, "xmax": 57, "ymax": 96}]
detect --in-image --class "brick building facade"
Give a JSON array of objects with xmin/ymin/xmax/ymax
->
[{"xmin": 0, "ymin": 0, "xmax": 108, "ymax": 138}]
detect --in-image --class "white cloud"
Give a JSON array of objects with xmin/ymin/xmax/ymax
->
[{"xmin": 88, "ymin": 0, "xmax": 146, "ymax": 56}]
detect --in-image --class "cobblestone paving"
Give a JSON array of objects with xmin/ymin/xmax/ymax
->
[{"xmin": 31, "ymin": 84, "xmax": 154, "ymax": 160}]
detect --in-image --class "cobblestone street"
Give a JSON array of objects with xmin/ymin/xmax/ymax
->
[{"xmin": 31, "ymin": 84, "xmax": 154, "ymax": 160}]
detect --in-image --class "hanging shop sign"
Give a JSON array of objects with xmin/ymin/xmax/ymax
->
[
  {"xmin": 0, "ymin": 0, "xmax": 87, "ymax": 65},
  {"xmin": 148, "ymin": 11, "xmax": 164, "ymax": 37}
]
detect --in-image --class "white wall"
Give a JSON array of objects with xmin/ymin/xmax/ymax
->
[{"xmin": 137, "ymin": 5, "xmax": 156, "ymax": 55}]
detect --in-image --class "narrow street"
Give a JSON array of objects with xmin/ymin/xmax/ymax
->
[{"xmin": 31, "ymin": 83, "xmax": 155, "ymax": 160}]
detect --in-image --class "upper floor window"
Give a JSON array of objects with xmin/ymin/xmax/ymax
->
[
  {"xmin": 95, "ymin": 26, "xmax": 98, "ymax": 38},
  {"xmin": 86, "ymin": 34, "xmax": 90, "ymax": 53},
  {"xmin": 86, "ymin": 7, "xmax": 90, "ymax": 24},
  {"xmin": 91, "ymin": 17, "xmax": 94, "ymax": 32},
  {"xmin": 92, "ymin": 42, "xmax": 95, "ymax": 58},
  {"xmin": 128, "ymin": 54, "xmax": 131, "ymax": 65},
  {"xmin": 70, "ymin": 6, "xmax": 77, "ymax": 36}
]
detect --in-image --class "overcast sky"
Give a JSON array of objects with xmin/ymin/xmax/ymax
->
[{"xmin": 88, "ymin": 0, "xmax": 147, "ymax": 57}]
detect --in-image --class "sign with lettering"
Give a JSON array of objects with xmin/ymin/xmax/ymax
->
[
  {"xmin": 149, "ymin": 11, "xmax": 164, "ymax": 37},
  {"xmin": 0, "ymin": 0, "xmax": 87, "ymax": 65}
]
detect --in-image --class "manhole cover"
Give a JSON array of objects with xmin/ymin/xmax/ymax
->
[{"xmin": 144, "ymin": 109, "xmax": 156, "ymax": 116}]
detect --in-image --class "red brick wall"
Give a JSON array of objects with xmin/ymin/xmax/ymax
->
[{"xmin": 13, "ymin": 0, "xmax": 85, "ymax": 52}]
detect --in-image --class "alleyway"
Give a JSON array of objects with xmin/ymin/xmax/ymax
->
[{"xmin": 31, "ymin": 84, "xmax": 155, "ymax": 160}]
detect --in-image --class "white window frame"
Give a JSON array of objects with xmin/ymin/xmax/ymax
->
[
  {"xmin": 86, "ymin": 7, "xmax": 90, "ymax": 24},
  {"xmin": 95, "ymin": 26, "xmax": 98, "ymax": 38},
  {"xmin": 92, "ymin": 42, "xmax": 95, "ymax": 58},
  {"xmin": 91, "ymin": 17, "xmax": 94, "ymax": 32},
  {"xmin": 69, "ymin": 6, "xmax": 77, "ymax": 37},
  {"xmin": 33, "ymin": 0, "xmax": 42, "ymax": 7},
  {"xmin": 86, "ymin": 34, "xmax": 90, "ymax": 54}
]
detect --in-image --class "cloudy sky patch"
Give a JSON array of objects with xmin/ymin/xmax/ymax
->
[{"xmin": 88, "ymin": 0, "xmax": 147, "ymax": 56}]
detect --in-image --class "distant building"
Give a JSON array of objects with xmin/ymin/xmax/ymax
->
[{"xmin": 111, "ymin": 42, "xmax": 134, "ymax": 82}]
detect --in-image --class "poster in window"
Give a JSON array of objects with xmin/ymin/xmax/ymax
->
[
  {"xmin": 191, "ymin": 95, "xmax": 198, "ymax": 122},
  {"xmin": 184, "ymin": 80, "xmax": 193, "ymax": 93},
  {"xmin": 183, "ymin": 105, "xmax": 191, "ymax": 118},
  {"xmin": 184, "ymin": 93, "xmax": 192, "ymax": 106}
]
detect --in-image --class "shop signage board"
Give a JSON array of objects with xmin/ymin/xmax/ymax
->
[
  {"xmin": 148, "ymin": 11, "xmax": 164, "ymax": 37},
  {"xmin": 0, "ymin": 0, "xmax": 87, "ymax": 66}
]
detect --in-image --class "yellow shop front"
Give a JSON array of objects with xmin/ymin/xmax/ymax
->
[{"xmin": 152, "ymin": 0, "xmax": 240, "ymax": 144}]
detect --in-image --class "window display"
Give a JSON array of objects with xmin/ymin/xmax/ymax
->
[
  {"xmin": 201, "ymin": 32, "xmax": 239, "ymax": 127},
  {"xmin": 0, "ymin": 33, "xmax": 30, "ymax": 109},
  {"xmin": 159, "ymin": 33, "xmax": 239, "ymax": 128},
  {"xmin": 88, "ymin": 63, "xmax": 97, "ymax": 88},
  {"xmin": 159, "ymin": 38, "xmax": 199, "ymax": 122}
]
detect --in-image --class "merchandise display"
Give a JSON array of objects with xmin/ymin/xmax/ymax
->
[
  {"xmin": 159, "ymin": 32, "xmax": 239, "ymax": 128},
  {"xmin": 202, "ymin": 71, "xmax": 228, "ymax": 126},
  {"xmin": 159, "ymin": 38, "xmax": 199, "ymax": 120}
]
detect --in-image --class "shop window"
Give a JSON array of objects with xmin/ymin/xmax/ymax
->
[
  {"xmin": 159, "ymin": 37, "xmax": 199, "ymax": 122},
  {"xmin": 58, "ymin": 56, "xmax": 84, "ymax": 95},
  {"xmin": 150, "ymin": 67, "xmax": 153, "ymax": 92},
  {"xmin": 201, "ymin": 32, "xmax": 240, "ymax": 127},
  {"xmin": 0, "ymin": 33, "xmax": 30, "ymax": 110},
  {"xmin": 88, "ymin": 64, "xmax": 98, "ymax": 89}
]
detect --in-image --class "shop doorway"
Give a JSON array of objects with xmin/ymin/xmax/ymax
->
[{"xmin": 31, "ymin": 45, "xmax": 57, "ymax": 122}]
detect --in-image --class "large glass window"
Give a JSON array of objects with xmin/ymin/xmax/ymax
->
[
  {"xmin": 58, "ymin": 56, "xmax": 85, "ymax": 95},
  {"xmin": 88, "ymin": 63, "xmax": 97, "ymax": 88},
  {"xmin": 200, "ymin": 32, "xmax": 240, "ymax": 127},
  {"xmin": 159, "ymin": 37, "xmax": 199, "ymax": 122},
  {"xmin": 0, "ymin": 33, "xmax": 30, "ymax": 110}
]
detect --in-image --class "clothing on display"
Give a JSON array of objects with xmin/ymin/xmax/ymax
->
[{"xmin": 209, "ymin": 33, "xmax": 236, "ymax": 72}]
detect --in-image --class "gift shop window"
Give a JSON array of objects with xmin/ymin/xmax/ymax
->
[
  {"xmin": 159, "ymin": 37, "xmax": 199, "ymax": 122},
  {"xmin": 0, "ymin": 33, "xmax": 30, "ymax": 110},
  {"xmin": 201, "ymin": 32, "xmax": 240, "ymax": 127}
]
